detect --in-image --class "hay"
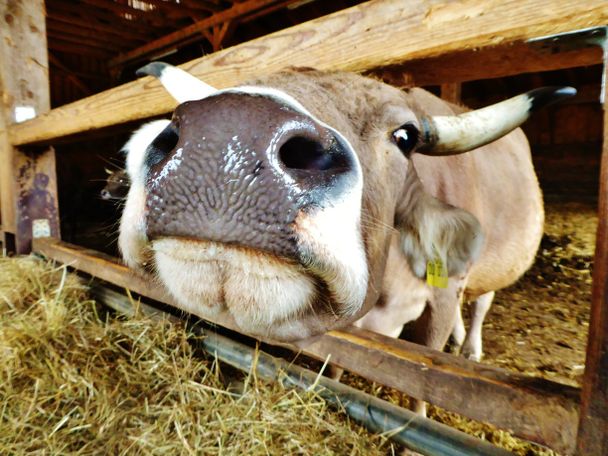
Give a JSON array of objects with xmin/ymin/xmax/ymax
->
[
  {"xmin": 0, "ymin": 256, "xmax": 392, "ymax": 455},
  {"xmin": 480, "ymin": 202, "xmax": 596, "ymax": 387}
]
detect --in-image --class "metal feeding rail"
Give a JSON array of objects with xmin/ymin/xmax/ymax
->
[{"xmin": 89, "ymin": 283, "xmax": 511, "ymax": 456}]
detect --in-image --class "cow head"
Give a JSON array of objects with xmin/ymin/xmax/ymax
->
[{"xmin": 119, "ymin": 63, "xmax": 573, "ymax": 342}]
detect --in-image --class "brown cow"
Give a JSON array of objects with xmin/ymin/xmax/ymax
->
[{"xmin": 119, "ymin": 63, "xmax": 572, "ymax": 378}]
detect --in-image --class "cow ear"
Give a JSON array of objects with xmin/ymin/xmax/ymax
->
[{"xmin": 395, "ymin": 179, "xmax": 483, "ymax": 279}]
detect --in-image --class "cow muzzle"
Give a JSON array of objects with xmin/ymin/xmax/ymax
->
[{"xmin": 120, "ymin": 90, "xmax": 368, "ymax": 342}]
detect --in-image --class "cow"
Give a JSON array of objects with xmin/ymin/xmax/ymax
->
[
  {"xmin": 119, "ymin": 63, "xmax": 573, "ymax": 388},
  {"xmin": 101, "ymin": 169, "xmax": 130, "ymax": 201}
]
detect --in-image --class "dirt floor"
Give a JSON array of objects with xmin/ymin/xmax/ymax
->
[{"xmin": 481, "ymin": 201, "xmax": 596, "ymax": 388}]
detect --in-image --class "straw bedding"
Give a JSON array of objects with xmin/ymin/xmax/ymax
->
[{"xmin": 0, "ymin": 256, "xmax": 392, "ymax": 455}]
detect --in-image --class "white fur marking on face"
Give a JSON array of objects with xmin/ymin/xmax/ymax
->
[
  {"xmin": 118, "ymin": 181, "xmax": 149, "ymax": 268},
  {"xmin": 123, "ymin": 119, "xmax": 171, "ymax": 187},
  {"xmin": 296, "ymin": 183, "xmax": 368, "ymax": 317},
  {"xmin": 152, "ymin": 239, "xmax": 317, "ymax": 335},
  {"xmin": 119, "ymin": 119, "xmax": 171, "ymax": 268}
]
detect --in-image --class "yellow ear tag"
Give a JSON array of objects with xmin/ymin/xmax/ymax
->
[{"xmin": 426, "ymin": 247, "xmax": 448, "ymax": 288}]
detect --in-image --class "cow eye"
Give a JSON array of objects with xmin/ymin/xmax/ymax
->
[{"xmin": 392, "ymin": 123, "xmax": 419, "ymax": 155}]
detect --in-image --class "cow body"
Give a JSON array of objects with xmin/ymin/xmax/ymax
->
[{"xmin": 119, "ymin": 67, "xmax": 558, "ymax": 365}]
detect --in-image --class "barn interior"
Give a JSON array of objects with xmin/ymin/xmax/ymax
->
[
  {"xmin": 40, "ymin": 1, "xmax": 603, "ymax": 251},
  {"xmin": 1, "ymin": 1, "xmax": 606, "ymax": 455}
]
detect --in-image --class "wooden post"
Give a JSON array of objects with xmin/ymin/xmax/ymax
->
[
  {"xmin": 0, "ymin": 0, "xmax": 60, "ymax": 253},
  {"xmin": 440, "ymin": 82, "xmax": 462, "ymax": 104},
  {"xmin": 576, "ymin": 47, "xmax": 608, "ymax": 456}
]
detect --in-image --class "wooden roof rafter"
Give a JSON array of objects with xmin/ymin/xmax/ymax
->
[
  {"xmin": 47, "ymin": 1, "xmax": 161, "ymax": 37},
  {"xmin": 77, "ymin": 0, "xmax": 177, "ymax": 27},
  {"xmin": 46, "ymin": 28, "xmax": 126, "ymax": 53},
  {"xmin": 46, "ymin": 19, "xmax": 148, "ymax": 48},
  {"xmin": 48, "ymin": 40, "xmax": 116, "ymax": 59},
  {"xmin": 46, "ymin": 12, "xmax": 150, "ymax": 42},
  {"xmin": 108, "ymin": 0, "xmax": 304, "ymax": 67},
  {"xmin": 48, "ymin": 54, "xmax": 93, "ymax": 97},
  {"xmin": 118, "ymin": 0, "xmax": 218, "ymax": 18}
]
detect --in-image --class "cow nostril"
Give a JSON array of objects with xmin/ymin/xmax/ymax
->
[
  {"xmin": 145, "ymin": 123, "xmax": 180, "ymax": 169},
  {"xmin": 279, "ymin": 136, "xmax": 345, "ymax": 172}
]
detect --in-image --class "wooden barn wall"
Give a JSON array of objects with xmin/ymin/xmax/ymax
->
[
  {"xmin": 460, "ymin": 65, "xmax": 603, "ymax": 201},
  {"xmin": 525, "ymin": 102, "xmax": 602, "ymax": 200},
  {"xmin": 49, "ymin": 52, "xmax": 111, "ymax": 108}
]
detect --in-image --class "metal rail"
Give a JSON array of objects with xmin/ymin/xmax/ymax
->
[{"xmin": 90, "ymin": 283, "xmax": 512, "ymax": 456}]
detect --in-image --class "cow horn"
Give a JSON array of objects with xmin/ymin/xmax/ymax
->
[
  {"xmin": 418, "ymin": 86, "xmax": 576, "ymax": 155},
  {"xmin": 136, "ymin": 62, "xmax": 218, "ymax": 103}
]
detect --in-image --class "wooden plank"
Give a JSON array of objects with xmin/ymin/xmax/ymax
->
[
  {"xmin": 77, "ymin": 0, "xmax": 171, "ymax": 27},
  {"xmin": 48, "ymin": 54, "xmax": 92, "ymax": 96},
  {"xmin": 9, "ymin": 0, "xmax": 608, "ymax": 147},
  {"xmin": 46, "ymin": 20, "xmax": 143, "ymax": 49},
  {"xmin": 0, "ymin": 102, "xmax": 13, "ymax": 231},
  {"xmin": 576, "ymin": 55, "xmax": 608, "ymax": 456},
  {"xmin": 46, "ymin": 10, "xmax": 152, "ymax": 41},
  {"xmin": 440, "ymin": 82, "xmax": 461, "ymax": 104},
  {"xmin": 379, "ymin": 39, "xmax": 604, "ymax": 87},
  {"xmin": 48, "ymin": 38, "xmax": 116, "ymax": 58},
  {"xmin": 90, "ymin": 284, "xmax": 515, "ymax": 456},
  {"xmin": 0, "ymin": 0, "xmax": 58, "ymax": 246},
  {"xmin": 32, "ymin": 237, "xmax": 582, "ymax": 454}
]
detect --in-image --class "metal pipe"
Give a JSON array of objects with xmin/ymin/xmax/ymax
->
[
  {"xmin": 91, "ymin": 284, "xmax": 512, "ymax": 456},
  {"xmin": 202, "ymin": 331, "xmax": 511, "ymax": 456}
]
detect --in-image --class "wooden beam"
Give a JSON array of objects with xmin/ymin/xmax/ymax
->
[
  {"xmin": 576, "ymin": 54, "xmax": 608, "ymax": 456},
  {"xmin": 0, "ymin": 0, "xmax": 60, "ymax": 252},
  {"xmin": 10, "ymin": 0, "xmax": 608, "ymax": 147},
  {"xmin": 440, "ymin": 82, "xmax": 461, "ymax": 104},
  {"xmin": 131, "ymin": 0, "xmax": 217, "ymax": 19},
  {"xmin": 46, "ymin": 10, "xmax": 153, "ymax": 41},
  {"xmin": 179, "ymin": 0, "xmax": 224, "ymax": 13},
  {"xmin": 379, "ymin": 39, "xmax": 604, "ymax": 87},
  {"xmin": 46, "ymin": 30, "xmax": 124, "ymax": 53},
  {"xmin": 47, "ymin": 1, "xmax": 160, "ymax": 36},
  {"xmin": 32, "ymin": 237, "xmax": 582, "ymax": 454},
  {"xmin": 46, "ymin": 19, "xmax": 147, "ymax": 48},
  {"xmin": 77, "ymin": 0, "xmax": 172, "ymax": 27},
  {"xmin": 48, "ymin": 39, "xmax": 115, "ymax": 59},
  {"xmin": 108, "ymin": 0, "xmax": 298, "ymax": 67}
]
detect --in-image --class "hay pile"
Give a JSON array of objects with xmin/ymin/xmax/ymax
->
[{"xmin": 0, "ymin": 256, "xmax": 392, "ymax": 455}]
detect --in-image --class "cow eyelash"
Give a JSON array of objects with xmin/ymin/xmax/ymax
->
[{"xmin": 391, "ymin": 122, "xmax": 420, "ymax": 155}]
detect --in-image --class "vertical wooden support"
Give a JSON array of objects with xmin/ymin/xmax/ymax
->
[
  {"xmin": 576, "ymin": 46, "xmax": 608, "ymax": 456},
  {"xmin": 0, "ymin": 0, "xmax": 60, "ymax": 253},
  {"xmin": 440, "ymin": 82, "xmax": 462, "ymax": 104}
]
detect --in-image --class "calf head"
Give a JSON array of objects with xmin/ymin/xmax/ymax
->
[
  {"xmin": 119, "ymin": 63, "xmax": 573, "ymax": 342},
  {"xmin": 101, "ymin": 169, "xmax": 129, "ymax": 200}
]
